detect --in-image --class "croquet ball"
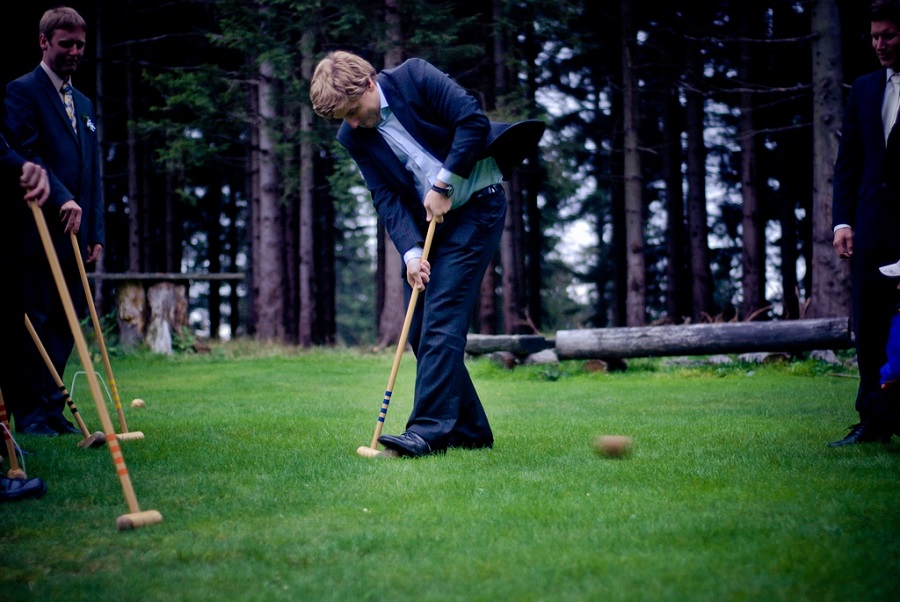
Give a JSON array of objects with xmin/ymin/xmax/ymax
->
[
  {"xmin": 131, "ymin": 398, "xmax": 146, "ymax": 408},
  {"xmin": 593, "ymin": 435, "xmax": 633, "ymax": 458}
]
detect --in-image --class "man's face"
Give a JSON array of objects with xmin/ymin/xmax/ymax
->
[
  {"xmin": 333, "ymin": 80, "xmax": 381, "ymax": 129},
  {"xmin": 40, "ymin": 27, "xmax": 86, "ymax": 79},
  {"xmin": 872, "ymin": 20, "xmax": 900, "ymax": 70}
]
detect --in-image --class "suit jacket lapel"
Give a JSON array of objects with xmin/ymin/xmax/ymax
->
[{"xmin": 35, "ymin": 67, "xmax": 79, "ymax": 144}]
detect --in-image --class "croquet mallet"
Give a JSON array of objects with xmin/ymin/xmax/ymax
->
[
  {"xmin": 357, "ymin": 218, "xmax": 437, "ymax": 459},
  {"xmin": 24, "ymin": 313, "xmax": 106, "ymax": 449},
  {"xmin": 70, "ymin": 232, "xmax": 144, "ymax": 442},
  {"xmin": 0, "ymin": 387, "xmax": 27, "ymax": 479},
  {"xmin": 30, "ymin": 201, "xmax": 161, "ymax": 530}
]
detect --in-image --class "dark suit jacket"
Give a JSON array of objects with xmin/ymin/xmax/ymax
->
[
  {"xmin": 3, "ymin": 65, "xmax": 104, "ymax": 255},
  {"xmin": 337, "ymin": 58, "xmax": 543, "ymax": 257},
  {"xmin": 833, "ymin": 68, "xmax": 900, "ymax": 256}
]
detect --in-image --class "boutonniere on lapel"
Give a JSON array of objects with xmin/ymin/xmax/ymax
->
[{"xmin": 81, "ymin": 114, "xmax": 96, "ymax": 132}]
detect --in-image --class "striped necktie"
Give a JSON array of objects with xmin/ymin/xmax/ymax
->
[{"xmin": 62, "ymin": 82, "xmax": 77, "ymax": 131}]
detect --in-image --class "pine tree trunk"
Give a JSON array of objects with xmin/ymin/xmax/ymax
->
[
  {"xmin": 375, "ymin": 0, "xmax": 407, "ymax": 350},
  {"xmin": 621, "ymin": 0, "xmax": 646, "ymax": 327},
  {"xmin": 808, "ymin": 0, "xmax": 851, "ymax": 319},
  {"xmin": 685, "ymin": 45, "xmax": 713, "ymax": 322},
  {"xmin": 739, "ymin": 0, "xmax": 765, "ymax": 319},
  {"xmin": 298, "ymin": 32, "xmax": 315, "ymax": 348},
  {"xmin": 254, "ymin": 59, "xmax": 285, "ymax": 342}
]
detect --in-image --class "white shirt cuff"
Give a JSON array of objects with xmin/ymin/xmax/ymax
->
[
  {"xmin": 833, "ymin": 224, "xmax": 850, "ymax": 232},
  {"xmin": 403, "ymin": 246, "xmax": 423, "ymax": 264}
]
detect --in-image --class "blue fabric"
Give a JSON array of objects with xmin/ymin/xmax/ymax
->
[{"xmin": 880, "ymin": 309, "xmax": 900, "ymax": 385}]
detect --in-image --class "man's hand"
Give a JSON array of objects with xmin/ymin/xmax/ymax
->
[
  {"xmin": 833, "ymin": 227, "xmax": 853, "ymax": 259},
  {"xmin": 20, "ymin": 162, "xmax": 49, "ymax": 206},
  {"xmin": 85, "ymin": 243, "xmax": 103, "ymax": 264},
  {"xmin": 59, "ymin": 200, "xmax": 82, "ymax": 234},
  {"xmin": 424, "ymin": 188, "xmax": 451, "ymax": 223},
  {"xmin": 406, "ymin": 257, "xmax": 431, "ymax": 291}
]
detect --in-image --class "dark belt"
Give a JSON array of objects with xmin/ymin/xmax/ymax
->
[{"xmin": 469, "ymin": 184, "xmax": 503, "ymax": 202}]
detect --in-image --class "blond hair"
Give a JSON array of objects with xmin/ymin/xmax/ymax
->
[
  {"xmin": 310, "ymin": 51, "xmax": 376, "ymax": 119},
  {"xmin": 40, "ymin": 6, "xmax": 87, "ymax": 38}
]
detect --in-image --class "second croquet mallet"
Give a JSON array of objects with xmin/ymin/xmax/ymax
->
[
  {"xmin": 30, "ymin": 201, "xmax": 161, "ymax": 530},
  {"xmin": 70, "ymin": 232, "xmax": 143, "ymax": 441}
]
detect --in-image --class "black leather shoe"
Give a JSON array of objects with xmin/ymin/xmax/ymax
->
[
  {"xmin": 49, "ymin": 420, "xmax": 80, "ymax": 435},
  {"xmin": 0, "ymin": 476, "xmax": 47, "ymax": 502},
  {"xmin": 19, "ymin": 423, "xmax": 59, "ymax": 437},
  {"xmin": 828, "ymin": 422, "xmax": 892, "ymax": 447},
  {"xmin": 378, "ymin": 431, "xmax": 436, "ymax": 457}
]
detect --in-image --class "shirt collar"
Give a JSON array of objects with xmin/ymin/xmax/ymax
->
[
  {"xmin": 887, "ymin": 68, "xmax": 900, "ymax": 83},
  {"xmin": 40, "ymin": 61, "xmax": 69, "ymax": 92},
  {"xmin": 377, "ymin": 82, "xmax": 390, "ymax": 121}
]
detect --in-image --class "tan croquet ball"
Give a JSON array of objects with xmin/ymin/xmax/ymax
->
[
  {"xmin": 131, "ymin": 398, "xmax": 146, "ymax": 408},
  {"xmin": 593, "ymin": 435, "xmax": 633, "ymax": 458}
]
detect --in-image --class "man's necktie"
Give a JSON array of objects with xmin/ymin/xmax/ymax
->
[
  {"xmin": 62, "ymin": 82, "xmax": 77, "ymax": 132},
  {"xmin": 883, "ymin": 73, "xmax": 900, "ymax": 144}
]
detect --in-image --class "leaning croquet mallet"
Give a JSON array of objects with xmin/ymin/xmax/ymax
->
[
  {"xmin": 70, "ymin": 232, "xmax": 143, "ymax": 442},
  {"xmin": 24, "ymin": 313, "xmax": 106, "ymax": 449},
  {"xmin": 30, "ymin": 201, "xmax": 161, "ymax": 530},
  {"xmin": 357, "ymin": 218, "xmax": 438, "ymax": 459},
  {"xmin": 0, "ymin": 387, "xmax": 27, "ymax": 479}
]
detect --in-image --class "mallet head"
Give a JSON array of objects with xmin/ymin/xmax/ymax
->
[
  {"xmin": 77, "ymin": 431, "xmax": 106, "ymax": 449},
  {"xmin": 116, "ymin": 431, "xmax": 145, "ymax": 441},
  {"xmin": 116, "ymin": 509, "xmax": 163, "ymax": 531}
]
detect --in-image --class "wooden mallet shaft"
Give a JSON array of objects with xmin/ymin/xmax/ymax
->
[
  {"xmin": 70, "ymin": 231, "xmax": 134, "ymax": 437},
  {"xmin": 24, "ymin": 313, "xmax": 105, "ymax": 447},
  {"xmin": 357, "ymin": 218, "xmax": 437, "ymax": 458},
  {"xmin": 29, "ymin": 201, "xmax": 161, "ymax": 529}
]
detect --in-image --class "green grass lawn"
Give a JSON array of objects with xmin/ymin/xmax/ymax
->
[{"xmin": 2, "ymin": 346, "xmax": 898, "ymax": 601}]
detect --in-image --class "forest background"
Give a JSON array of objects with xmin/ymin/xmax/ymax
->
[{"xmin": 0, "ymin": 0, "xmax": 875, "ymax": 349}]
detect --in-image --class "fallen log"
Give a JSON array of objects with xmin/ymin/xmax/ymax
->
[
  {"xmin": 465, "ymin": 334, "xmax": 554, "ymax": 356},
  {"xmin": 555, "ymin": 318, "xmax": 852, "ymax": 360}
]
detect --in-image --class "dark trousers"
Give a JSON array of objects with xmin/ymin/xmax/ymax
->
[
  {"xmin": 851, "ymin": 248, "xmax": 900, "ymax": 424},
  {"xmin": 403, "ymin": 187, "xmax": 506, "ymax": 450},
  {"xmin": 16, "ymin": 226, "xmax": 84, "ymax": 431}
]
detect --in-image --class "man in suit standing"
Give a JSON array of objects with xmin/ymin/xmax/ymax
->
[
  {"xmin": 3, "ymin": 6, "xmax": 104, "ymax": 436},
  {"xmin": 830, "ymin": 0, "xmax": 900, "ymax": 446},
  {"xmin": 0, "ymin": 133, "xmax": 50, "ymax": 500},
  {"xmin": 310, "ymin": 51, "xmax": 543, "ymax": 457}
]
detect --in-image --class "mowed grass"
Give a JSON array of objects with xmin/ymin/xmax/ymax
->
[{"xmin": 1, "ymin": 346, "xmax": 899, "ymax": 601}]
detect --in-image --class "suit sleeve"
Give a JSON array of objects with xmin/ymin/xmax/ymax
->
[
  {"xmin": 4, "ymin": 79, "xmax": 73, "ymax": 210},
  {"xmin": 339, "ymin": 128, "xmax": 425, "ymax": 256},
  {"xmin": 84, "ymin": 97, "xmax": 104, "ymax": 246},
  {"xmin": 0, "ymin": 134, "xmax": 26, "ymax": 181},
  {"xmin": 832, "ymin": 82, "xmax": 862, "ymax": 230},
  {"xmin": 404, "ymin": 58, "xmax": 490, "ymax": 179}
]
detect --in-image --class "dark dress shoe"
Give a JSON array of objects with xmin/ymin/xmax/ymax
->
[
  {"xmin": 828, "ymin": 422, "xmax": 892, "ymax": 447},
  {"xmin": 49, "ymin": 420, "xmax": 81, "ymax": 435},
  {"xmin": 0, "ymin": 476, "xmax": 47, "ymax": 502},
  {"xmin": 378, "ymin": 431, "xmax": 436, "ymax": 457},
  {"xmin": 19, "ymin": 423, "xmax": 59, "ymax": 437}
]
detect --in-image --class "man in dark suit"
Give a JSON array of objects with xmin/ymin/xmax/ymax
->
[
  {"xmin": 830, "ymin": 0, "xmax": 900, "ymax": 446},
  {"xmin": 0, "ymin": 133, "xmax": 50, "ymax": 500},
  {"xmin": 3, "ymin": 6, "xmax": 104, "ymax": 436},
  {"xmin": 311, "ymin": 51, "xmax": 543, "ymax": 457}
]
